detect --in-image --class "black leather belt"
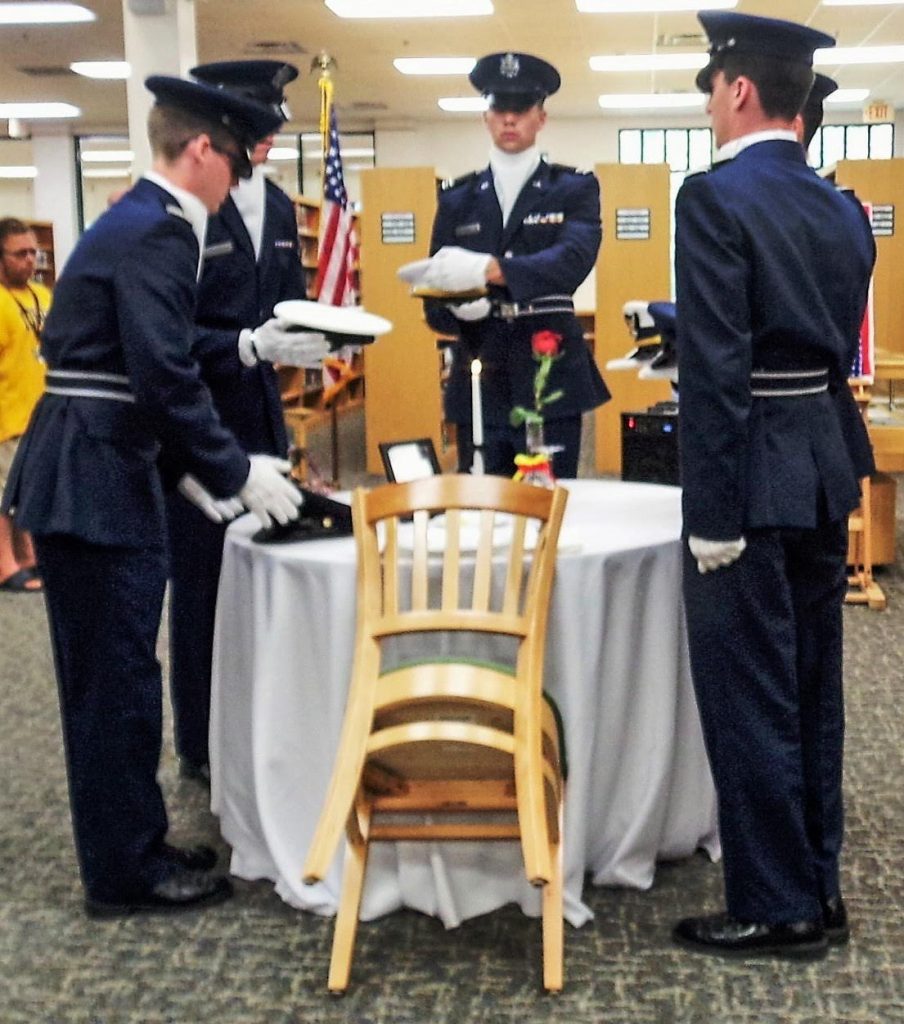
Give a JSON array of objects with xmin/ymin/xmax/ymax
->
[
  {"xmin": 492, "ymin": 295, "xmax": 574, "ymax": 320},
  {"xmin": 750, "ymin": 368, "xmax": 828, "ymax": 398},
  {"xmin": 45, "ymin": 369, "xmax": 135, "ymax": 404}
]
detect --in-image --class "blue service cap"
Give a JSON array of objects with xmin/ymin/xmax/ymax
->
[
  {"xmin": 800, "ymin": 73, "xmax": 838, "ymax": 145},
  {"xmin": 695, "ymin": 11, "xmax": 835, "ymax": 92},
  {"xmin": 647, "ymin": 301, "xmax": 676, "ymax": 336},
  {"xmin": 145, "ymin": 75, "xmax": 283, "ymax": 169},
  {"xmin": 469, "ymin": 52, "xmax": 560, "ymax": 112},
  {"xmin": 807, "ymin": 72, "xmax": 838, "ymax": 107},
  {"xmin": 189, "ymin": 59, "xmax": 298, "ymax": 124}
]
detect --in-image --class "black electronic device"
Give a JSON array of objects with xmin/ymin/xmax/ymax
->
[{"xmin": 621, "ymin": 409, "xmax": 680, "ymax": 486}]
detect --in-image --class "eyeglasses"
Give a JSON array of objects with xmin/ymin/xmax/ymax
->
[
  {"xmin": 210, "ymin": 140, "xmax": 251, "ymax": 180},
  {"xmin": 1, "ymin": 247, "xmax": 38, "ymax": 259}
]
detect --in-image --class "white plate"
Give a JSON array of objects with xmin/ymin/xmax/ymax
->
[{"xmin": 273, "ymin": 300, "xmax": 393, "ymax": 338}]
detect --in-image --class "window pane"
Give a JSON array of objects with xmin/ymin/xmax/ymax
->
[
  {"xmin": 870, "ymin": 123, "xmax": 894, "ymax": 160},
  {"xmin": 807, "ymin": 128, "xmax": 822, "ymax": 170},
  {"xmin": 689, "ymin": 128, "xmax": 713, "ymax": 170},
  {"xmin": 822, "ymin": 125, "xmax": 845, "ymax": 168},
  {"xmin": 846, "ymin": 124, "xmax": 870, "ymax": 161},
  {"xmin": 642, "ymin": 129, "xmax": 665, "ymax": 164},
  {"xmin": 620, "ymin": 129, "xmax": 642, "ymax": 164},
  {"xmin": 665, "ymin": 129, "xmax": 689, "ymax": 171}
]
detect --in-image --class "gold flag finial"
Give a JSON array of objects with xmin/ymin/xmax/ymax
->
[{"xmin": 311, "ymin": 51, "xmax": 337, "ymax": 77}]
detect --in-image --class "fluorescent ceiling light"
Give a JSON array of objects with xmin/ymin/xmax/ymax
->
[
  {"xmin": 438, "ymin": 97, "xmax": 489, "ymax": 112},
  {"xmin": 816, "ymin": 45, "xmax": 904, "ymax": 65},
  {"xmin": 577, "ymin": 0, "xmax": 735, "ymax": 11},
  {"xmin": 80, "ymin": 149, "xmax": 134, "ymax": 163},
  {"xmin": 71, "ymin": 61, "xmax": 131, "ymax": 80},
  {"xmin": 0, "ymin": 102, "xmax": 80, "ymax": 118},
  {"xmin": 326, "ymin": 0, "xmax": 492, "ymax": 17},
  {"xmin": 827, "ymin": 88, "xmax": 871, "ymax": 103},
  {"xmin": 0, "ymin": 165, "xmax": 37, "ymax": 179},
  {"xmin": 82, "ymin": 168, "xmax": 132, "ymax": 179},
  {"xmin": 0, "ymin": 3, "xmax": 94, "ymax": 24},
  {"xmin": 267, "ymin": 146, "xmax": 299, "ymax": 161},
  {"xmin": 598, "ymin": 93, "xmax": 706, "ymax": 110},
  {"xmin": 394, "ymin": 57, "xmax": 476, "ymax": 75},
  {"xmin": 590, "ymin": 53, "xmax": 708, "ymax": 72},
  {"xmin": 822, "ymin": 0, "xmax": 903, "ymax": 5}
]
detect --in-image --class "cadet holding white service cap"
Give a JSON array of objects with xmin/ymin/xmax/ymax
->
[
  {"xmin": 0, "ymin": 72, "xmax": 304, "ymax": 917},
  {"xmin": 672, "ymin": 11, "xmax": 875, "ymax": 959},
  {"xmin": 415, "ymin": 51, "xmax": 609, "ymax": 478},
  {"xmin": 165, "ymin": 59, "xmax": 329, "ymax": 785}
]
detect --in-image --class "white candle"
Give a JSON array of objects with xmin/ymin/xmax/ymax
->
[{"xmin": 470, "ymin": 358, "xmax": 484, "ymax": 448}]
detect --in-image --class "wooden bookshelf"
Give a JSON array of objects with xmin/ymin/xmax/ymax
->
[{"xmin": 27, "ymin": 220, "xmax": 55, "ymax": 288}]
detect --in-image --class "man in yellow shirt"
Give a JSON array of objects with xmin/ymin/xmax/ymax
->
[{"xmin": 0, "ymin": 217, "xmax": 50, "ymax": 592}]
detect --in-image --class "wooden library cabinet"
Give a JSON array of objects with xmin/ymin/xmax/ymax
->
[{"xmin": 27, "ymin": 220, "xmax": 55, "ymax": 288}]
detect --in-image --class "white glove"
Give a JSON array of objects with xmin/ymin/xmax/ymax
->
[
  {"xmin": 688, "ymin": 535, "xmax": 747, "ymax": 574},
  {"xmin": 238, "ymin": 320, "xmax": 330, "ymax": 368},
  {"xmin": 420, "ymin": 246, "xmax": 491, "ymax": 293},
  {"xmin": 449, "ymin": 297, "xmax": 491, "ymax": 322},
  {"xmin": 238, "ymin": 454, "xmax": 304, "ymax": 529},
  {"xmin": 177, "ymin": 474, "xmax": 245, "ymax": 524}
]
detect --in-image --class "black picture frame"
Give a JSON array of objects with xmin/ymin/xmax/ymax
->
[{"xmin": 378, "ymin": 438, "xmax": 441, "ymax": 483}]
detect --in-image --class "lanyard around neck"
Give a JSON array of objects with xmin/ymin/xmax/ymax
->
[{"xmin": 3, "ymin": 283, "xmax": 45, "ymax": 340}]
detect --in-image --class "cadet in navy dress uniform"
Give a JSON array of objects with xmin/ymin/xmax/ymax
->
[
  {"xmin": 165, "ymin": 61, "xmax": 326, "ymax": 783},
  {"xmin": 1, "ymin": 76, "xmax": 309, "ymax": 916},
  {"xmin": 419, "ymin": 52, "xmax": 609, "ymax": 478},
  {"xmin": 672, "ymin": 13, "xmax": 876, "ymax": 959}
]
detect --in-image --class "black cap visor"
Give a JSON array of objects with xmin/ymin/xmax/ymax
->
[{"xmin": 487, "ymin": 89, "xmax": 544, "ymax": 113}]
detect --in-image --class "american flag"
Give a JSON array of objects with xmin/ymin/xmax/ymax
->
[{"xmin": 314, "ymin": 105, "xmax": 358, "ymax": 307}]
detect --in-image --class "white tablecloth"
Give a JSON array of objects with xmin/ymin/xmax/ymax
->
[{"xmin": 209, "ymin": 479, "xmax": 719, "ymax": 928}]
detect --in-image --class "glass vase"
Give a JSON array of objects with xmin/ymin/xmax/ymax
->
[{"xmin": 525, "ymin": 419, "xmax": 545, "ymax": 454}]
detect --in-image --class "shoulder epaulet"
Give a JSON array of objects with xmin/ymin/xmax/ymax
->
[
  {"xmin": 545, "ymin": 162, "xmax": 594, "ymax": 179},
  {"xmin": 441, "ymin": 170, "xmax": 480, "ymax": 192},
  {"xmin": 682, "ymin": 169, "xmax": 709, "ymax": 183},
  {"xmin": 165, "ymin": 203, "xmax": 191, "ymax": 223}
]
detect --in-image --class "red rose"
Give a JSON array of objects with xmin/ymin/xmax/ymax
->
[{"xmin": 531, "ymin": 330, "xmax": 562, "ymax": 358}]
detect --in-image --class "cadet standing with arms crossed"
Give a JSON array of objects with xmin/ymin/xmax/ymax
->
[
  {"xmin": 2, "ymin": 75, "xmax": 309, "ymax": 916},
  {"xmin": 672, "ymin": 12, "xmax": 875, "ymax": 959}
]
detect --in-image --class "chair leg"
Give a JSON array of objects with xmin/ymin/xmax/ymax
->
[
  {"xmin": 327, "ymin": 800, "xmax": 372, "ymax": 994},
  {"xmin": 541, "ymin": 805, "xmax": 564, "ymax": 992}
]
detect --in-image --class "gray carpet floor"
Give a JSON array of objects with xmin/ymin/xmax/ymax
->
[{"xmin": 1, "ymin": 451, "xmax": 902, "ymax": 1023}]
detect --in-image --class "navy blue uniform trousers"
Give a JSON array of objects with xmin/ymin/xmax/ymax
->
[
  {"xmin": 36, "ymin": 535, "xmax": 175, "ymax": 902},
  {"xmin": 682, "ymin": 515, "xmax": 848, "ymax": 925}
]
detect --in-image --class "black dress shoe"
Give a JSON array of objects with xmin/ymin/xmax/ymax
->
[
  {"xmin": 162, "ymin": 842, "xmax": 218, "ymax": 872},
  {"xmin": 84, "ymin": 867, "xmax": 232, "ymax": 919},
  {"xmin": 822, "ymin": 896, "xmax": 850, "ymax": 945},
  {"xmin": 673, "ymin": 912, "xmax": 828, "ymax": 960},
  {"xmin": 179, "ymin": 757, "xmax": 211, "ymax": 785}
]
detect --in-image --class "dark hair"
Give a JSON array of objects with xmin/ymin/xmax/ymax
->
[
  {"xmin": 147, "ymin": 104, "xmax": 240, "ymax": 162},
  {"xmin": 720, "ymin": 53, "xmax": 814, "ymax": 121},
  {"xmin": 0, "ymin": 217, "xmax": 33, "ymax": 247}
]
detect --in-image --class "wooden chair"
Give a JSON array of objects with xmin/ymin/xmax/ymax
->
[{"xmin": 302, "ymin": 474, "xmax": 569, "ymax": 993}]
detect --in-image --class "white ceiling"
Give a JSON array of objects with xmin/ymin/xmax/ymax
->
[{"xmin": 3, "ymin": 0, "xmax": 904, "ymax": 135}]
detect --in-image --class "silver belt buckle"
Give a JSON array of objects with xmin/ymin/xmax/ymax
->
[{"xmin": 497, "ymin": 301, "xmax": 518, "ymax": 320}]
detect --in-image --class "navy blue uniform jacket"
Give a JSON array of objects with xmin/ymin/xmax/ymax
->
[
  {"xmin": 425, "ymin": 161, "xmax": 609, "ymax": 427},
  {"xmin": 3, "ymin": 178, "xmax": 250, "ymax": 547},
  {"xmin": 675, "ymin": 140, "xmax": 876, "ymax": 539},
  {"xmin": 193, "ymin": 180, "xmax": 304, "ymax": 454}
]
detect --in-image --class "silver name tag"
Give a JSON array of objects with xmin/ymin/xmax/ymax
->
[
  {"xmin": 523, "ymin": 212, "xmax": 565, "ymax": 226},
  {"xmin": 454, "ymin": 222, "xmax": 482, "ymax": 237},
  {"xmin": 274, "ymin": 239, "xmax": 295, "ymax": 249},
  {"xmin": 203, "ymin": 240, "xmax": 235, "ymax": 258}
]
